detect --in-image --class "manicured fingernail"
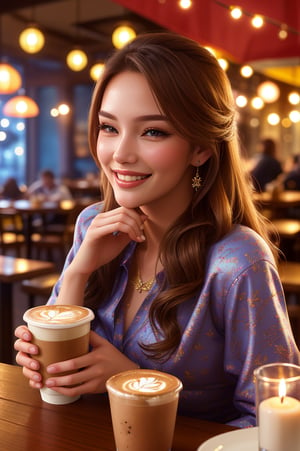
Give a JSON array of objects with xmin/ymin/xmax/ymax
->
[
  {"xmin": 46, "ymin": 380, "xmax": 55, "ymax": 387},
  {"xmin": 47, "ymin": 365, "xmax": 56, "ymax": 373},
  {"xmin": 30, "ymin": 361, "xmax": 39, "ymax": 370},
  {"xmin": 29, "ymin": 346, "xmax": 38, "ymax": 354},
  {"xmin": 23, "ymin": 333, "xmax": 31, "ymax": 341},
  {"xmin": 32, "ymin": 372, "xmax": 41, "ymax": 380}
]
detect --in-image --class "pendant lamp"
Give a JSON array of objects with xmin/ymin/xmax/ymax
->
[
  {"xmin": 112, "ymin": 25, "xmax": 136, "ymax": 49},
  {"xmin": 66, "ymin": 0, "xmax": 88, "ymax": 71},
  {"xmin": 19, "ymin": 26, "xmax": 45, "ymax": 54},
  {"xmin": 90, "ymin": 63, "xmax": 105, "ymax": 81},
  {"xmin": 0, "ymin": 15, "xmax": 22, "ymax": 94},
  {"xmin": 66, "ymin": 48, "xmax": 88, "ymax": 71},
  {"xmin": 3, "ymin": 95, "xmax": 39, "ymax": 118},
  {"xmin": 0, "ymin": 63, "xmax": 22, "ymax": 94}
]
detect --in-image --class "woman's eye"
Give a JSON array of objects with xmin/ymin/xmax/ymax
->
[
  {"xmin": 143, "ymin": 128, "xmax": 170, "ymax": 137},
  {"xmin": 99, "ymin": 123, "xmax": 117, "ymax": 134}
]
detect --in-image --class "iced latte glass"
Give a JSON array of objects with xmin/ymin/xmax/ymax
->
[
  {"xmin": 23, "ymin": 304, "xmax": 94, "ymax": 405},
  {"xmin": 106, "ymin": 369, "xmax": 183, "ymax": 451}
]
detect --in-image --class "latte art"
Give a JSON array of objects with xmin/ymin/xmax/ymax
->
[
  {"xmin": 124, "ymin": 377, "xmax": 167, "ymax": 394},
  {"xmin": 26, "ymin": 305, "xmax": 91, "ymax": 324}
]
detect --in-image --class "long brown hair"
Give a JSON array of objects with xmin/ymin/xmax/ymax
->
[{"xmin": 86, "ymin": 32, "xmax": 277, "ymax": 360}]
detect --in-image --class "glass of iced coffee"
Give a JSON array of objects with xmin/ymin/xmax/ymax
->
[
  {"xmin": 23, "ymin": 304, "xmax": 95, "ymax": 405},
  {"xmin": 106, "ymin": 368, "xmax": 183, "ymax": 451}
]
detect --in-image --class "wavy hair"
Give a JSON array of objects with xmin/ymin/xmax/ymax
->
[{"xmin": 85, "ymin": 32, "xmax": 278, "ymax": 360}]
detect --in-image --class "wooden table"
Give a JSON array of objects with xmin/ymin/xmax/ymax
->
[
  {"xmin": 0, "ymin": 363, "xmax": 236, "ymax": 451},
  {"xmin": 0, "ymin": 199, "xmax": 89, "ymax": 258},
  {"xmin": 0, "ymin": 256, "xmax": 55, "ymax": 364}
]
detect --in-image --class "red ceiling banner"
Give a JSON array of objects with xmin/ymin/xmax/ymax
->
[{"xmin": 115, "ymin": 0, "xmax": 300, "ymax": 63}]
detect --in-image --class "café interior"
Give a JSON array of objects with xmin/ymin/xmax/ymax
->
[{"xmin": 0, "ymin": 1, "xmax": 300, "ymax": 449}]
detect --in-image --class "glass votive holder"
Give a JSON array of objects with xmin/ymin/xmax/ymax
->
[{"xmin": 254, "ymin": 363, "xmax": 300, "ymax": 451}]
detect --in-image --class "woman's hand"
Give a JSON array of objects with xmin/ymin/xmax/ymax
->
[
  {"xmin": 14, "ymin": 325, "xmax": 42, "ymax": 388},
  {"xmin": 69, "ymin": 206, "xmax": 147, "ymax": 276},
  {"xmin": 42, "ymin": 331, "xmax": 139, "ymax": 396}
]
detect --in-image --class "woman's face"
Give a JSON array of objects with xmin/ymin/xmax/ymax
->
[{"xmin": 97, "ymin": 71, "xmax": 199, "ymax": 214}]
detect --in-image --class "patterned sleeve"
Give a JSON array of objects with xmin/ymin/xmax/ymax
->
[{"xmin": 223, "ymin": 259, "xmax": 300, "ymax": 427}]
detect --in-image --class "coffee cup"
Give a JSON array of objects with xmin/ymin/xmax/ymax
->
[
  {"xmin": 106, "ymin": 369, "xmax": 183, "ymax": 451},
  {"xmin": 23, "ymin": 304, "xmax": 95, "ymax": 405}
]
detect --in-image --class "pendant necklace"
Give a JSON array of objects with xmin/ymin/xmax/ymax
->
[{"xmin": 133, "ymin": 271, "xmax": 155, "ymax": 293}]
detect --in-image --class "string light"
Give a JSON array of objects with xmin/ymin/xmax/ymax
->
[
  {"xmin": 267, "ymin": 113, "xmax": 280, "ymax": 125},
  {"xmin": 278, "ymin": 25, "xmax": 288, "ymax": 40},
  {"xmin": 230, "ymin": 6, "xmax": 242, "ymax": 20},
  {"xmin": 240, "ymin": 65, "xmax": 253, "ymax": 78},
  {"xmin": 213, "ymin": 1, "xmax": 300, "ymax": 42},
  {"xmin": 251, "ymin": 97, "xmax": 264, "ymax": 110},
  {"xmin": 251, "ymin": 15, "xmax": 264, "ymax": 29},
  {"xmin": 288, "ymin": 92, "xmax": 300, "ymax": 105},
  {"xmin": 257, "ymin": 81, "xmax": 280, "ymax": 103},
  {"xmin": 289, "ymin": 110, "xmax": 300, "ymax": 123},
  {"xmin": 178, "ymin": 0, "xmax": 192, "ymax": 10},
  {"xmin": 236, "ymin": 95, "xmax": 247, "ymax": 108}
]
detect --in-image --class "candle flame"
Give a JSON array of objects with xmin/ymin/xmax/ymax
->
[{"xmin": 279, "ymin": 378, "xmax": 286, "ymax": 403}]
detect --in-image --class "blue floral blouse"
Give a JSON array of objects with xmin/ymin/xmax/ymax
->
[{"xmin": 48, "ymin": 202, "xmax": 300, "ymax": 428}]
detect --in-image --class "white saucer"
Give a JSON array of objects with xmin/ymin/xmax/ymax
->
[{"xmin": 197, "ymin": 426, "xmax": 258, "ymax": 451}]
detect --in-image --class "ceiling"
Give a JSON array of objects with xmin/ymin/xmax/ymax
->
[
  {"xmin": 1, "ymin": 0, "xmax": 299, "ymax": 86},
  {"xmin": 0, "ymin": 0, "xmax": 164, "ymax": 69}
]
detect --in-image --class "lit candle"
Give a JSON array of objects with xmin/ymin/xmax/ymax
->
[{"xmin": 259, "ymin": 379, "xmax": 300, "ymax": 451}]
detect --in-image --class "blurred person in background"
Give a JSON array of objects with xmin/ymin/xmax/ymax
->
[
  {"xmin": 283, "ymin": 154, "xmax": 300, "ymax": 191},
  {"xmin": 250, "ymin": 138, "xmax": 283, "ymax": 192},
  {"xmin": 1, "ymin": 177, "xmax": 23, "ymax": 200},
  {"xmin": 27, "ymin": 169, "xmax": 72, "ymax": 202}
]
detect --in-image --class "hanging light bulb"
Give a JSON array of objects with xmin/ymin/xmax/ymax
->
[
  {"xmin": 66, "ymin": 49, "xmax": 88, "ymax": 71},
  {"xmin": 3, "ymin": 95, "xmax": 39, "ymax": 118},
  {"xmin": 230, "ymin": 6, "xmax": 242, "ymax": 19},
  {"xmin": 0, "ymin": 63, "xmax": 22, "ymax": 94},
  {"xmin": 240, "ymin": 65, "xmax": 253, "ymax": 78},
  {"xmin": 112, "ymin": 25, "xmax": 136, "ymax": 49},
  {"xmin": 19, "ymin": 26, "xmax": 45, "ymax": 54},
  {"xmin": 257, "ymin": 81, "xmax": 280, "ymax": 103},
  {"xmin": 90, "ymin": 63, "xmax": 105, "ymax": 81}
]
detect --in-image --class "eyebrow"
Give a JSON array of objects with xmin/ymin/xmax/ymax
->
[{"xmin": 99, "ymin": 110, "xmax": 169, "ymax": 122}]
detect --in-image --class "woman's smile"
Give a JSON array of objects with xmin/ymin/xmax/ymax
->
[{"xmin": 98, "ymin": 71, "xmax": 199, "ymax": 212}]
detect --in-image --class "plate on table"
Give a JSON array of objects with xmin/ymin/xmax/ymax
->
[{"xmin": 197, "ymin": 426, "xmax": 258, "ymax": 451}]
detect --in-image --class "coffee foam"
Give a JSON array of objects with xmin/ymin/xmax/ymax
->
[
  {"xmin": 24, "ymin": 305, "xmax": 92, "ymax": 325},
  {"xmin": 107, "ymin": 369, "xmax": 182, "ymax": 404},
  {"xmin": 23, "ymin": 305, "xmax": 95, "ymax": 341}
]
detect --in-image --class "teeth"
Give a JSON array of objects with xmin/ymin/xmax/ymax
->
[{"xmin": 117, "ymin": 173, "xmax": 147, "ymax": 181}]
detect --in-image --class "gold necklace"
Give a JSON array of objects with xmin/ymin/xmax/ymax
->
[{"xmin": 133, "ymin": 272, "xmax": 154, "ymax": 293}]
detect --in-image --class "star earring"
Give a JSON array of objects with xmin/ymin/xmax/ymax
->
[{"xmin": 192, "ymin": 166, "xmax": 202, "ymax": 191}]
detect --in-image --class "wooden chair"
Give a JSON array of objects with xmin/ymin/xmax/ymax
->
[
  {"xmin": 30, "ymin": 203, "xmax": 84, "ymax": 267},
  {"xmin": 21, "ymin": 272, "xmax": 60, "ymax": 308},
  {"xmin": 0, "ymin": 211, "xmax": 25, "ymax": 256}
]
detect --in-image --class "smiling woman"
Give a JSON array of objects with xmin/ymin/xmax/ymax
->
[{"xmin": 14, "ymin": 32, "xmax": 300, "ymax": 429}]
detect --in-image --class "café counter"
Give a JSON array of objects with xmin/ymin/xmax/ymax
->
[{"xmin": 0, "ymin": 363, "xmax": 236, "ymax": 450}]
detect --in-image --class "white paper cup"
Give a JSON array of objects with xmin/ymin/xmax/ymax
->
[{"xmin": 23, "ymin": 305, "xmax": 95, "ymax": 405}]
